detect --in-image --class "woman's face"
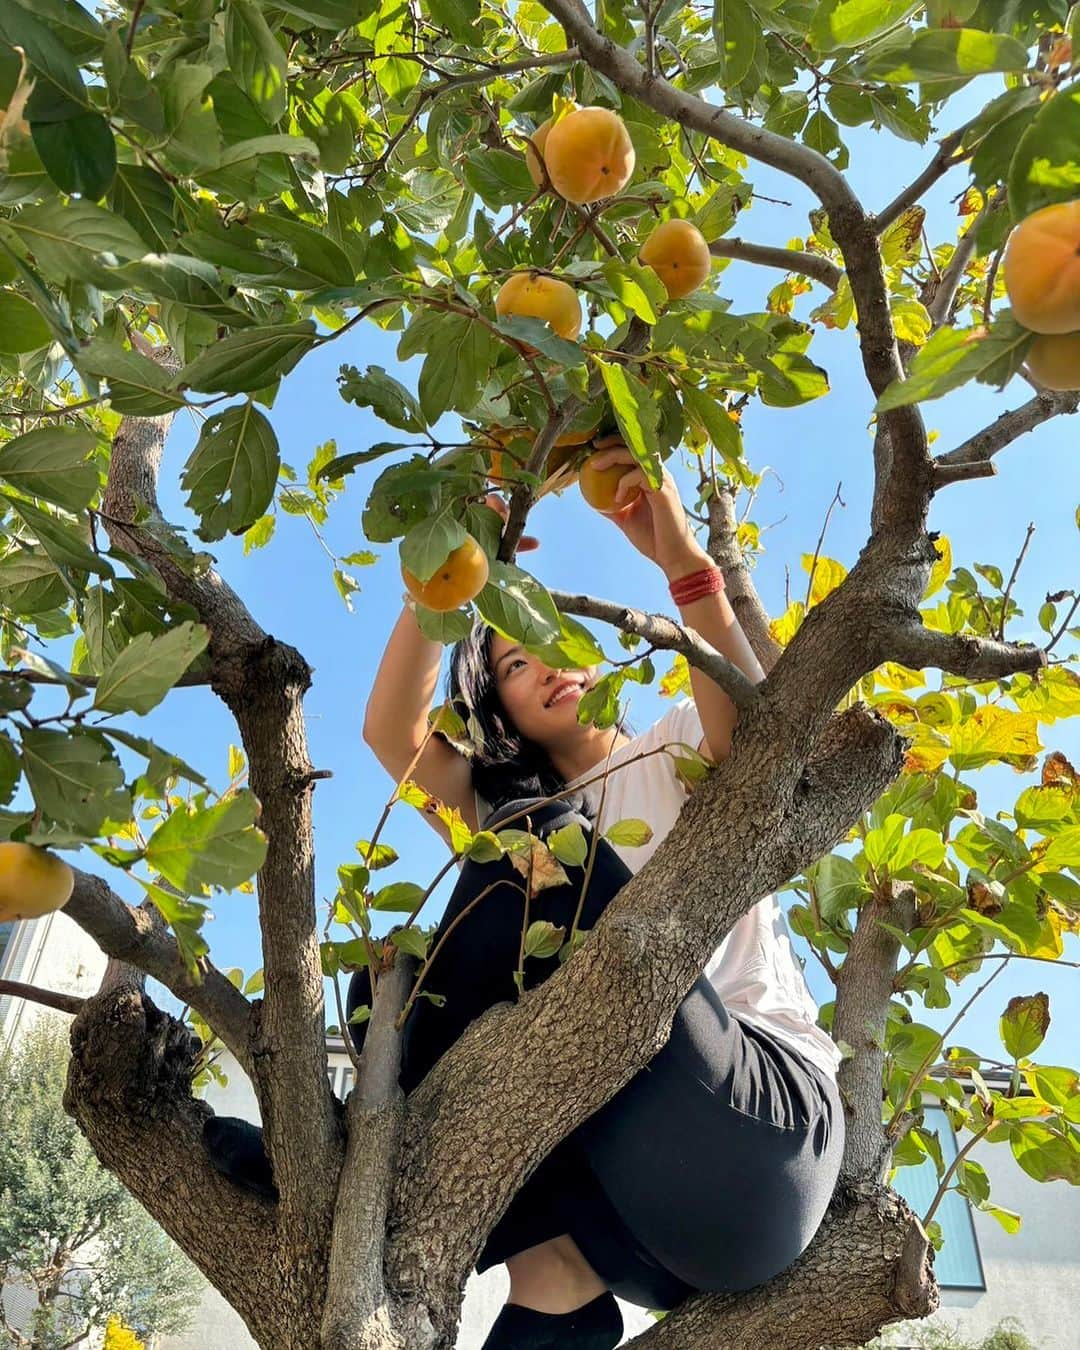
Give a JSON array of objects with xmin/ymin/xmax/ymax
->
[{"xmin": 487, "ymin": 632, "xmax": 596, "ymax": 746}]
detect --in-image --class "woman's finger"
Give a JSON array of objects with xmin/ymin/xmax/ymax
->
[
  {"xmin": 589, "ymin": 447, "xmax": 635, "ymax": 471},
  {"xmin": 612, "ymin": 468, "xmax": 648, "ymax": 504},
  {"xmin": 592, "ymin": 433, "xmax": 626, "ymax": 450}
]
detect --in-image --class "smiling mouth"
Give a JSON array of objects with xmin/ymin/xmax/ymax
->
[{"xmin": 545, "ymin": 683, "xmax": 583, "ymax": 708}]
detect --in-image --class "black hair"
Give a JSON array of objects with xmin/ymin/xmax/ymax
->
[{"xmin": 443, "ymin": 615, "xmax": 635, "ymax": 822}]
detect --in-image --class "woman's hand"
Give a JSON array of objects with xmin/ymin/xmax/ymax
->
[
  {"xmin": 483, "ymin": 492, "xmax": 540, "ymax": 554},
  {"xmin": 587, "ymin": 436, "xmax": 706, "ymax": 576}
]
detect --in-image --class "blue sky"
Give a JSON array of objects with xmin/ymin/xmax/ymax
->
[{"xmin": 44, "ymin": 74, "xmax": 1078, "ymax": 1074}]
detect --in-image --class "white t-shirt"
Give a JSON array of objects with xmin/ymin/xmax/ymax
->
[{"xmin": 474, "ymin": 698, "xmax": 842, "ymax": 1083}]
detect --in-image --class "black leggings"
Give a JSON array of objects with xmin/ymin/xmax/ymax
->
[{"xmin": 346, "ymin": 797, "xmax": 845, "ymax": 1311}]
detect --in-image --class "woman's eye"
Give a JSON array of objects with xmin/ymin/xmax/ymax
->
[{"xmin": 508, "ymin": 658, "xmax": 525, "ymax": 672}]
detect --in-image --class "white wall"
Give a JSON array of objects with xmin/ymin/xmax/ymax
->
[
  {"xmin": 880, "ymin": 1128, "xmax": 1080, "ymax": 1350},
  {"xmin": 0, "ymin": 912, "xmax": 107, "ymax": 1055}
]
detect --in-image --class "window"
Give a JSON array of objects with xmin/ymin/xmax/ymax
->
[
  {"xmin": 0, "ymin": 920, "xmax": 13, "ymax": 974},
  {"xmin": 890, "ymin": 1105, "xmax": 986, "ymax": 1290}
]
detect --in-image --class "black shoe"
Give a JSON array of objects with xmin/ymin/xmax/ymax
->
[
  {"xmin": 480, "ymin": 1292, "xmax": 622, "ymax": 1349},
  {"xmin": 202, "ymin": 1116, "xmax": 278, "ymax": 1201}
]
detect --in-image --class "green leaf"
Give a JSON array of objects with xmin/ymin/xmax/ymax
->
[
  {"xmin": 474, "ymin": 559, "xmax": 563, "ymax": 647},
  {"xmin": 1008, "ymin": 84, "xmax": 1080, "ymax": 220},
  {"xmin": 21, "ymin": 727, "xmax": 130, "ymax": 834},
  {"xmin": 546, "ymin": 822, "xmax": 589, "ymax": 866},
  {"xmin": 400, "ymin": 511, "xmax": 467, "ymax": 584},
  {"xmin": 252, "ymin": 212, "xmax": 355, "ymax": 287},
  {"xmin": 418, "ymin": 313, "xmax": 497, "ymax": 420},
  {"xmin": 0, "ymin": 427, "xmax": 98, "ymax": 510},
  {"xmin": 181, "ymin": 401, "xmax": 280, "ymax": 541},
  {"xmin": 271, "ymin": 0, "xmax": 362, "ymax": 27},
  {"xmin": 523, "ymin": 919, "xmax": 565, "ymax": 959},
  {"xmin": 97, "ymin": 725, "xmax": 208, "ymax": 790},
  {"xmin": 812, "ymin": 0, "xmax": 922, "ymax": 51},
  {"xmin": 0, "ymin": 0, "xmax": 87, "ymax": 109},
  {"xmin": 462, "ymin": 148, "xmax": 536, "ymax": 207},
  {"xmin": 603, "ymin": 818, "xmax": 654, "ymax": 847},
  {"xmin": 810, "ymin": 853, "xmax": 868, "ymax": 922},
  {"xmin": 391, "ymin": 925, "xmax": 430, "ymax": 960},
  {"xmin": 139, "ymin": 880, "xmax": 210, "ymax": 977},
  {"xmin": 1000, "ymin": 991, "xmax": 1050, "ymax": 1060},
  {"xmin": 145, "ymin": 791, "xmax": 267, "ymax": 894},
  {"xmin": 177, "ymin": 322, "xmax": 318, "ymax": 395},
  {"xmin": 1008, "ymin": 1119, "xmax": 1080, "ymax": 1184},
  {"xmin": 494, "ymin": 315, "xmax": 585, "ymax": 367},
  {"xmin": 680, "ymin": 382, "xmax": 744, "ymax": 467},
  {"xmin": 338, "ymin": 364, "xmax": 424, "ymax": 432},
  {"xmin": 77, "ymin": 339, "xmax": 188, "ymax": 416},
  {"xmin": 3, "ymin": 494, "xmax": 113, "ymax": 577},
  {"xmin": 108, "ymin": 164, "xmax": 179, "ymax": 253},
  {"xmin": 93, "ymin": 622, "xmax": 209, "ymax": 715},
  {"xmin": 600, "ymin": 259, "xmax": 667, "ymax": 325},
  {"xmin": 0, "ymin": 291, "xmax": 51, "ymax": 353},
  {"xmin": 31, "ymin": 107, "xmax": 116, "ymax": 201},
  {"xmin": 713, "ymin": 0, "xmax": 760, "ymax": 86},
  {"xmin": 226, "ymin": 0, "xmax": 287, "ymax": 124},
  {"xmin": 7, "ymin": 200, "xmax": 146, "ymax": 286},
  {"xmin": 974, "ymin": 1200, "xmax": 1022, "ymax": 1234},
  {"xmin": 371, "ymin": 881, "xmax": 425, "ymax": 912},
  {"xmin": 875, "ymin": 314, "xmax": 1032, "ymax": 410},
  {"xmin": 856, "ymin": 28, "xmax": 1031, "ymax": 84},
  {"xmin": 594, "ymin": 358, "xmax": 662, "ymax": 485}
]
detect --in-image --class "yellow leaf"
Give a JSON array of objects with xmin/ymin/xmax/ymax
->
[
  {"xmin": 801, "ymin": 553, "xmax": 847, "ymax": 606},
  {"xmin": 949, "ymin": 706, "xmax": 1042, "ymax": 771},
  {"xmin": 769, "ymin": 600, "xmax": 805, "ymax": 646},
  {"xmin": 228, "ymin": 744, "xmax": 246, "ymax": 779},
  {"xmin": 875, "ymin": 662, "xmax": 927, "ymax": 691},
  {"xmin": 659, "ymin": 652, "xmax": 692, "ymax": 697},
  {"xmin": 923, "ymin": 535, "xmax": 952, "ymax": 600},
  {"xmin": 902, "ymin": 724, "xmax": 951, "ymax": 774},
  {"xmin": 1010, "ymin": 667, "xmax": 1080, "ymax": 725}
]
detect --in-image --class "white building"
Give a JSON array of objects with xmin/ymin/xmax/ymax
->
[
  {"xmin": 0, "ymin": 911, "xmax": 107, "ymax": 1054},
  {"xmin": 3, "ymin": 916, "xmax": 1076, "ymax": 1348}
]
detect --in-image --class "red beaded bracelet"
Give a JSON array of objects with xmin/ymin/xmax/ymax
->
[{"xmin": 669, "ymin": 564, "xmax": 725, "ymax": 606}]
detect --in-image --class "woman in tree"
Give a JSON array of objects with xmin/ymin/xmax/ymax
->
[
  {"xmin": 356, "ymin": 440, "xmax": 845, "ymax": 1348},
  {"xmin": 204, "ymin": 440, "xmax": 845, "ymax": 1350}
]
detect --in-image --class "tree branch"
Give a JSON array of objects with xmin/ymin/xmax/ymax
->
[
  {"xmin": 0, "ymin": 669, "xmax": 211, "ymax": 689},
  {"xmin": 882, "ymin": 624, "xmax": 1047, "ymax": 681},
  {"xmin": 322, "ymin": 957, "xmax": 426, "ymax": 1350},
  {"xmin": 0, "ymin": 977, "xmax": 85, "ymax": 1016},
  {"xmin": 62, "ymin": 869, "xmax": 254, "ymax": 1072},
  {"xmin": 99, "ymin": 353, "xmax": 342, "ymax": 1230},
  {"xmin": 710, "ymin": 237, "xmax": 842, "ymax": 290},
  {"xmin": 625, "ymin": 1184, "xmax": 936, "ymax": 1346},
  {"xmin": 874, "ymin": 129, "xmax": 966, "ymax": 234},
  {"xmin": 934, "ymin": 388, "xmax": 1080, "ymax": 486},
  {"xmin": 548, "ymin": 588, "xmax": 759, "ymax": 707},
  {"xmin": 704, "ymin": 485, "xmax": 784, "ymax": 674}
]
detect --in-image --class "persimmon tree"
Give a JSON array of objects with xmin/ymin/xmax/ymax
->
[{"xmin": 0, "ymin": 0, "xmax": 1077, "ymax": 1348}]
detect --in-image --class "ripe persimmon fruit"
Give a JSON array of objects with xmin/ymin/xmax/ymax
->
[
  {"xmin": 0, "ymin": 842, "xmax": 75, "ymax": 923},
  {"xmin": 639, "ymin": 219, "xmax": 712, "ymax": 299},
  {"xmin": 1003, "ymin": 200, "xmax": 1080, "ymax": 334},
  {"xmin": 542, "ymin": 107, "xmax": 636, "ymax": 205},
  {"xmin": 402, "ymin": 535, "xmax": 490, "ymax": 611},
  {"xmin": 495, "ymin": 273, "xmax": 582, "ymax": 346},
  {"xmin": 579, "ymin": 452, "xmax": 643, "ymax": 514},
  {"xmin": 1026, "ymin": 331, "xmax": 1080, "ymax": 390}
]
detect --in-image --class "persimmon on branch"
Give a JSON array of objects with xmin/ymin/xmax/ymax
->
[{"xmin": 538, "ymin": 0, "xmax": 929, "ymax": 539}]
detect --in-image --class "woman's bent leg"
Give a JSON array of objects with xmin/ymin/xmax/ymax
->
[{"xmin": 575, "ymin": 978, "xmax": 845, "ymax": 1298}]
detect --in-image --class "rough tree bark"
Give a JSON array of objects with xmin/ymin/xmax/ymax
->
[{"xmin": 42, "ymin": 14, "xmax": 1059, "ymax": 1349}]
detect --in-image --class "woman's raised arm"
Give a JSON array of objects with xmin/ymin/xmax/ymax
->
[{"xmin": 362, "ymin": 602, "xmax": 479, "ymax": 840}]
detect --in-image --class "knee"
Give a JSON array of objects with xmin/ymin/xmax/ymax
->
[{"xmin": 482, "ymin": 795, "xmax": 590, "ymax": 838}]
